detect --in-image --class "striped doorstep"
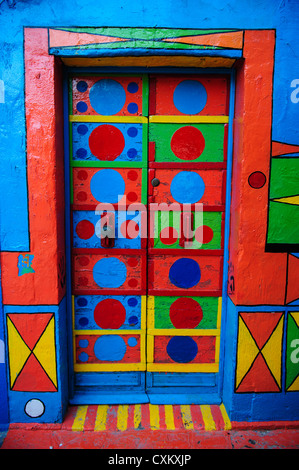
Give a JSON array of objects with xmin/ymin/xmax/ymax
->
[{"xmin": 65, "ymin": 403, "xmax": 231, "ymax": 432}]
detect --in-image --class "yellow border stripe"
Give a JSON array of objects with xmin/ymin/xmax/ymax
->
[
  {"xmin": 164, "ymin": 405, "xmax": 175, "ymax": 430},
  {"xmin": 74, "ymin": 363, "xmax": 146, "ymax": 372},
  {"xmin": 70, "ymin": 115, "xmax": 148, "ymax": 123},
  {"xmin": 134, "ymin": 404, "xmax": 142, "ymax": 429},
  {"xmin": 149, "ymin": 404, "xmax": 160, "ymax": 430},
  {"xmin": 94, "ymin": 405, "xmax": 109, "ymax": 431},
  {"xmin": 117, "ymin": 405, "xmax": 129, "ymax": 431},
  {"xmin": 180, "ymin": 405, "xmax": 194, "ymax": 430},
  {"xmin": 148, "ymin": 329, "xmax": 219, "ymax": 336},
  {"xmin": 220, "ymin": 403, "xmax": 232, "ymax": 430},
  {"xmin": 147, "ymin": 363, "xmax": 219, "ymax": 373},
  {"xmin": 149, "ymin": 115, "xmax": 229, "ymax": 123},
  {"xmin": 200, "ymin": 405, "xmax": 216, "ymax": 431},
  {"xmin": 72, "ymin": 405, "xmax": 88, "ymax": 431}
]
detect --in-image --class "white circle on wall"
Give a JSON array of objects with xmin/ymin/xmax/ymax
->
[{"xmin": 24, "ymin": 399, "xmax": 45, "ymax": 418}]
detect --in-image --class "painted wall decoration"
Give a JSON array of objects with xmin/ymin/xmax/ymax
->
[{"xmin": 0, "ymin": 0, "xmax": 298, "ymax": 425}]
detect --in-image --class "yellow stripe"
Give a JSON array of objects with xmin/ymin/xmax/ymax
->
[
  {"xmin": 70, "ymin": 115, "xmax": 148, "ymax": 123},
  {"xmin": 147, "ymin": 296, "xmax": 155, "ymax": 330},
  {"xmin": 149, "ymin": 404, "xmax": 160, "ymax": 430},
  {"xmin": 141, "ymin": 296, "xmax": 147, "ymax": 330},
  {"xmin": 180, "ymin": 405, "xmax": 194, "ymax": 430},
  {"xmin": 149, "ymin": 115, "xmax": 229, "ymax": 123},
  {"xmin": 72, "ymin": 405, "xmax": 88, "ymax": 431},
  {"xmin": 134, "ymin": 404, "xmax": 142, "ymax": 429},
  {"xmin": 200, "ymin": 405, "xmax": 216, "ymax": 431},
  {"xmin": 117, "ymin": 405, "xmax": 129, "ymax": 431},
  {"xmin": 148, "ymin": 329, "xmax": 220, "ymax": 336},
  {"xmin": 217, "ymin": 297, "xmax": 222, "ymax": 329},
  {"xmin": 74, "ymin": 363, "xmax": 146, "ymax": 372},
  {"xmin": 164, "ymin": 405, "xmax": 175, "ymax": 430},
  {"xmin": 74, "ymin": 329, "xmax": 142, "ymax": 335},
  {"xmin": 94, "ymin": 405, "xmax": 109, "ymax": 431},
  {"xmin": 147, "ymin": 363, "xmax": 219, "ymax": 373},
  {"xmin": 219, "ymin": 403, "xmax": 232, "ymax": 430}
]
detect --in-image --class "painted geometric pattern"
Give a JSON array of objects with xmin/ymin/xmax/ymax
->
[
  {"xmin": 285, "ymin": 253, "xmax": 299, "ymax": 305},
  {"xmin": 67, "ymin": 403, "xmax": 231, "ymax": 432},
  {"xmin": 267, "ymin": 142, "xmax": 299, "ymax": 249},
  {"xmin": 235, "ymin": 312, "xmax": 284, "ymax": 393},
  {"xmin": 286, "ymin": 312, "xmax": 299, "ymax": 391},
  {"xmin": 6, "ymin": 313, "xmax": 57, "ymax": 392},
  {"xmin": 49, "ymin": 27, "xmax": 244, "ymax": 53}
]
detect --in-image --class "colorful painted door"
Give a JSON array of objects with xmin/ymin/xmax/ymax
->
[{"xmin": 68, "ymin": 73, "xmax": 229, "ymax": 403}]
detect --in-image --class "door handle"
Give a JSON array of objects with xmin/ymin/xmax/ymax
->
[{"xmin": 100, "ymin": 212, "xmax": 115, "ymax": 248}]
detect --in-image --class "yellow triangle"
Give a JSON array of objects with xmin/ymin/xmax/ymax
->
[
  {"xmin": 33, "ymin": 317, "xmax": 57, "ymax": 387},
  {"xmin": 289, "ymin": 311, "xmax": 299, "ymax": 328},
  {"xmin": 272, "ymin": 195, "xmax": 299, "ymax": 205},
  {"xmin": 287, "ymin": 374, "xmax": 299, "ymax": 391},
  {"xmin": 7, "ymin": 317, "xmax": 31, "ymax": 387},
  {"xmin": 262, "ymin": 316, "xmax": 284, "ymax": 388},
  {"xmin": 236, "ymin": 317, "xmax": 259, "ymax": 388}
]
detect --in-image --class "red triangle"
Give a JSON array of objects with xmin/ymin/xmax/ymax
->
[
  {"xmin": 236, "ymin": 353, "xmax": 280, "ymax": 392},
  {"xmin": 272, "ymin": 141, "xmax": 299, "ymax": 156},
  {"xmin": 8, "ymin": 313, "xmax": 53, "ymax": 350},
  {"xmin": 286, "ymin": 255, "xmax": 299, "ymax": 304},
  {"xmin": 240, "ymin": 311, "xmax": 282, "ymax": 349},
  {"xmin": 12, "ymin": 353, "xmax": 57, "ymax": 392}
]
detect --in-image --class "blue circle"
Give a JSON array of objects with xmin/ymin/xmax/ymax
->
[
  {"xmin": 90, "ymin": 169, "xmax": 125, "ymax": 203},
  {"xmin": 127, "ymin": 148, "xmax": 137, "ymax": 158},
  {"xmin": 167, "ymin": 336, "xmax": 198, "ymax": 363},
  {"xmin": 76, "ymin": 148, "xmax": 87, "ymax": 159},
  {"xmin": 79, "ymin": 317, "xmax": 89, "ymax": 327},
  {"xmin": 94, "ymin": 335, "xmax": 126, "ymax": 361},
  {"xmin": 78, "ymin": 352, "xmax": 89, "ymax": 362},
  {"xmin": 127, "ymin": 127, "xmax": 138, "ymax": 138},
  {"xmin": 173, "ymin": 80, "xmax": 207, "ymax": 115},
  {"xmin": 77, "ymin": 297, "xmax": 88, "ymax": 307},
  {"xmin": 89, "ymin": 79, "xmax": 126, "ymax": 115},
  {"xmin": 128, "ymin": 337, "xmax": 138, "ymax": 347},
  {"xmin": 128, "ymin": 297, "xmax": 138, "ymax": 307},
  {"xmin": 77, "ymin": 80, "xmax": 88, "ymax": 92},
  {"xmin": 127, "ymin": 82, "xmax": 139, "ymax": 93},
  {"xmin": 79, "ymin": 339, "xmax": 89, "ymax": 348},
  {"xmin": 127, "ymin": 103, "xmax": 138, "ymax": 114},
  {"xmin": 128, "ymin": 315, "xmax": 138, "ymax": 326},
  {"xmin": 169, "ymin": 258, "xmax": 201, "ymax": 289},
  {"xmin": 93, "ymin": 257, "xmax": 127, "ymax": 288},
  {"xmin": 77, "ymin": 124, "xmax": 88, "ymax": 135},
  {"xmin": 76, "ymin": 101, "xmax": 88, "ymax": 113},
  {"xmin": 170, "ymin": 171, "xmax": 205, "ymax": 203}
]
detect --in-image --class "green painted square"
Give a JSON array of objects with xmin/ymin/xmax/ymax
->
[
  {"xmin": 152, "ymin": 211, "xmax": 222, "ymax": 249},
  {"xmin": 267, "ymin": 201, "xmax": 299, "ymax": 244},
  {"xmin": 269, "ymin": 158, "xmax": 299, "ymax": 199},
  {"xmin": 149, "ymin": 123, "xmax": 225, "ymax": 163},
  {"xmin": 153, "ymin": 296, "xmax": 219, "ymax": 329}
]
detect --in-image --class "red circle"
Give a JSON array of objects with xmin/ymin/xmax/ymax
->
[
  {"xmin": 94, "ymin": 299, "xmax": 126, "ymax": 329},
  {"xmin": 248, "ymin": 171, "xmax": 267, "ymax": 189},
  {"xmin": 78, "ymin": 256, "xmax": 90, "ymax": 266},
  {"xmin": 88, "ymin": 124, "xmax": 125, "ymax": 161},
  {"xmin": 195, "ymin": 225, "xmax": 214, "ymax": 244},
  {"xmin": 160, "ymin": 226, "xmax": 179, "ymax": 245},
  {"xmin": 170, "ymin": 126, "xmax": 205, "ymax": 160},
  {"xmin": 127, "ymin": 258, "xmax": 138, "ymax": 267},
  {"xmin": 77, "ymin": 170, "xmax": 88, "ymax": 180},
  {"xmin": 127, "ymin": 170, "xmax": 138, "ymax": 181},
  {"xmin": 120, "ymin": 220, "xmax": 139, "ymax": 239},
  {"xmin": 127, "ymin": 191, "xmax": 138, "ymax": 202},
  {"xmin": 169, "ymin": 298, "xmax": 203, "ymax": 329},
  {"xmin": 128, "ymin": 278, "xmax": 138, "ymax": 288},
  {"xmin": 77, "ymin": 191, "xmax": 87, "ymax": 202},
  {"xmin": 75, "ymin": 220, "xmax": 95, "ymax": 240}
]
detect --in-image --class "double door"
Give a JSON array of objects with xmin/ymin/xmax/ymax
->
[{"xmin": 68, "ymin": 73, "xmax": 229, "ymax": 403}]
